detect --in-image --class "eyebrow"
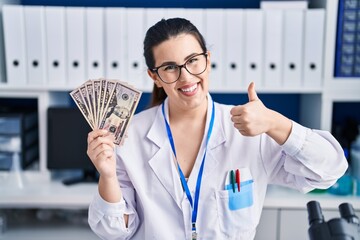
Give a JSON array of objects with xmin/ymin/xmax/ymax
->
[{"xmin": 158, "ymin": 52, "xmax": 201, "ymax": 67}]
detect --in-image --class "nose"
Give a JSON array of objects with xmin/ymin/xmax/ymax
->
[{"xmin": 178, "ymin": 65, "xmax": 193, "ymax": 82}]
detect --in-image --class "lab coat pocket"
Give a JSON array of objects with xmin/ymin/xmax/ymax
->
[
  {"xmin": 225, "ymin": 180, "xmax": 254, "ymax": 210},
  {"xmin": 215, "ymin": 180, "xmax": 255, "ymax": 235}
]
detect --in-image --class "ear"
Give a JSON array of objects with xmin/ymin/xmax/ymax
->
[
  {"xmin": 147, "ymin": 69, "xmax": 162, "ymax": 88},
  {"xmin": 206, "ymin": 51, "xmax": 211, "ymax": 73}
]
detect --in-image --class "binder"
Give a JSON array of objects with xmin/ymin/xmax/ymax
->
[
  {"xmin": 205, "ymin": 9, "xmax": 225, "ymax": 91},
  {"xmin": 86, "ymin": 7, "xmax": 104, "ymax": 80},
  {"xmin": 0, "ymin": 3, "xmax": 12, "ymax": 84},
  {"xmin": 183, "ymin": 9, "xmax": 205, "ymax": 37},
  {"xmin": 104, "ymin": 8, "xmax": 126, "ymax": 81},
  {"xmin": 303, "ymin": 9, "xmax": 325, "ymax": 88},
  {"xmin": 144, "ymin": 8, "xmax": 166, "ymax": 90},
  {"xmin": 45, "ymin": 6, "xmax": 66, "ymax": 86},
  {"xmin": 224, "ymin": 9, "xmax": 245, "ymax": 91},
  {"xmin": 282, "ymin": 10, "xmax": 304, "ymax": 88},
  {"xmin": 334, "ymin": 0, "xmax": 358, "ymax": 77},
  {"xmin": 165, "ymin": 8, "xmax": 186, "ymax": 19},
  {"xmin": 126, "ymin": 8, "xmax": 146, "ymax": 91},
  {"xmin": 66, "ymin": 7, "xmax": 86, "ymax": 87},
  {"xmin": 244, "ymin": 10, "xmax": 264, "ymax": 87},
  {"xmin": 264, "ymin": 9, "xmax": 283, "ymax": 88},
  {"xmin": 24, "ymin": 6, "xmax": 47, "ymax": 85},
  {"xmin": 3, "ymin": 5, "xmax": 27, "ymax": 85},
  {"xmin": 145, "ymin": 8, "xmax": 165, "ymax": 30}
]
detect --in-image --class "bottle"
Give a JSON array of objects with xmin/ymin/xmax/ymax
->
[{"xmin": 9, "ymin": 152, "xmax": 24, "ymax": 189}]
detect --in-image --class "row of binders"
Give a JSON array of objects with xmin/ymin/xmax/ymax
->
[
  {"xmin": 334, "ymin": 0, "xmax": 360, "ymax": 77},
  {"xmin": 3, "ymin": 5, "xmax": 325, "ymax": 92}
]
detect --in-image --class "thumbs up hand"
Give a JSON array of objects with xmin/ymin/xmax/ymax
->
[{"xmin": 230, "ymin": 82, "xmax": 271, "ymax": 137}]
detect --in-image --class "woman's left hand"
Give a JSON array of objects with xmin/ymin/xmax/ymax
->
[{"xmin": 230, "ymin": 82, "xmax": 272, "ymax": 137}]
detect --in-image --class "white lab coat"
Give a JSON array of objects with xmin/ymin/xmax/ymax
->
[{"xmin": 88, "ymin": 94, "xmax": 348, "ymax": 240}]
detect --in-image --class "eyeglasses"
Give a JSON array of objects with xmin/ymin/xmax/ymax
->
[{"xmin": 151, "ymin": 52, "xmax": 208, "ymax": 84}]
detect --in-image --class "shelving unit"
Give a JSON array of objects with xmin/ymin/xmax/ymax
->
[
  {"xmin": 0, "ymin": 0, "xmax": 358, "ymax": 201},
  {"xmin": 0, "ymin": 0, "xmax": 359, "ymax": 239},
  {"xmin": 321, "ymin": 0, "xmax": 360, "ymax": 131}
]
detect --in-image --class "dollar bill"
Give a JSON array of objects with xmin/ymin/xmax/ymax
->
[
  {"xmin": 69, "ymin": 88, "xmax": 94, "ymax": 129},
  {"xmin": 99, "ymin": 80, "xmax": 117, "ymax": 126},
  {"xmin": 98, "ymin": 79, "xmax": 107, "ymax": 128},
  {"xmin": 79, "ymin": 84, "xmax": 95, "ymax": 128},
  {"xmin": 85, "ymin": 80, "xmax": 96, "ymax": 127},
  {"xmin": 99, "ymin": 82, "xmax": 142, "ymax": 145},
  {"xmin": 93, "ymin": 78, "xmax": 102, "ymax": 128},
  {"xmin": 70, "ymin": 78, "xmax": 142, "ymax": 144}
]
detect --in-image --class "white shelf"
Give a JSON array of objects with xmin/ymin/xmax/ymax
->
[{"xmin": 0, "ymin": 83, "xmax": 325, "ymax": 94}]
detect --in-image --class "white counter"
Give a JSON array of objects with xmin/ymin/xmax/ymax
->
[
  {"xmin": 0, "ymin": 172, "xmax": 359, "ymax": 211},
  {"xmin": 264, "ymin": 185, "xmax": 360, "ymax": 211}
]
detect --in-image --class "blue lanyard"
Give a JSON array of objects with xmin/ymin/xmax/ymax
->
[{"xmin": 161, "ymin": 99, "xmax": 215, "ymax": 235}]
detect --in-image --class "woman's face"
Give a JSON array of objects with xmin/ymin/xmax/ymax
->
[{"xmin": 148, "ymin": 33, "xmax": 211, "ymax": 112}]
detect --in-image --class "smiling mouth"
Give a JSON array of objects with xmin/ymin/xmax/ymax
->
[{"xmin": 179, "ymin": 83, "xmax": 198, "ymax": 93}]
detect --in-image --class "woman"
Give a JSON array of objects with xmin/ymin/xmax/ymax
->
[{"xmin": 87, "ymin": 18, "xmax": 347, "ymax": 240}]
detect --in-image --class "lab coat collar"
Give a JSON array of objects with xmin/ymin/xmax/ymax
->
[
  {"xmin": 147, "ymin": 94, "xmax": 226, "ymax": 210},
  {"xmin": 147, "ymin": 102, "xmax": 184, "ymax": 209}
]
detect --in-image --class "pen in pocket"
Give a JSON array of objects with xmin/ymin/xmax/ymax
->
[
  {"xmin": 230, "ymin": 170, "xmax": 235, "ymax": 193},
  {"xmin": 230, "ymin": 169, "xmax": 241, "ymax": 192},
  {"xmin": 236, "ymin": 169, "xmax": 240, "ymax": 192}
]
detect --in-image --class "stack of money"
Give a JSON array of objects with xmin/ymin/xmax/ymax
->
[{"xmin": 70, "ymin": 78, "xmax": 142, "ymax": 145}]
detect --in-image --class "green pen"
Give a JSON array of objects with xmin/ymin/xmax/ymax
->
[{"xmin": 230, "ymin": 170, "xmax": 235, "ymax": 193}]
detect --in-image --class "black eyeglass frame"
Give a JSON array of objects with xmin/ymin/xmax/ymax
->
[{"xmin": 150, "ymin": 52, "xmax": 208, "ymax": 84}]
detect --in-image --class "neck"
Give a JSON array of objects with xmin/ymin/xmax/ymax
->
[{"xmin": 168, "ymin": 98, "xmax": 208, "ymax": 124}]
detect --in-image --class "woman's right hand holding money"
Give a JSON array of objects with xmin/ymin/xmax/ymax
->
[
  {"xmin": 87, "ymin": 129, "xmax": 124, "ymax": 206},
  {"xmin": 87, "ymin": 129, "xmax": 116, "ymax": 179}
]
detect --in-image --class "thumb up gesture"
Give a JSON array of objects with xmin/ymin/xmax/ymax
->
[{"xmin": 230, "ymin": 82, "xmax": 271, "ymax": 136}]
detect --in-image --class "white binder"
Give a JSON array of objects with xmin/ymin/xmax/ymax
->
[
  {"xmin": 104, "ymin": 8, "xmax": 126, "ymax": 81},
  {"xmin": 264, "ymin": 9, "xmax": 283, "ymax": 88},
  {"xmin": 244, "ymin": 10, "xmax": 264, "ymax": 87},
  {"xmin": 282, "ymin": 10, "xmax": 304, "ymax": 88},
  {"xmin": 205, "ymin": 9, "xmax": 225, "ymax": 91},
  {"xmin": 66, "ymin": 7, "xmax": 86, "ymax": 86},
  {"xmin": 45, "ymin": 6, "xmax": 66, "ymax": 86},
  {"xmin": 165, "ymin": 8, "xmax": 186, "ymax": 19},
  {"xmin": 126, "ymin": 8, "xmax": 146, "ymax": 91},
  {"xmin": 2, "ymin": 5, "xmax": 27, "ymax": 85},
  {"xmin": 86, "ymin": 7, "xmax": 104, "ymax": 80},
  {"xmin": 225, "ymin": 9, "xmax": 245, "ymax": 91},
  {"xmin": 183, "ymin": 9, "xmax": 205, "ymax": 35},
  {"xmin": 145, "ymin": 8, "xmax": 166, "ymax": 30},
  {"xmin": 24, "ymin": 6, "xmax": 47, "ymax": 85},
  {"xmin": 144, "ymin": 8, "xmax": 166, "ymax": 91},
  {"xmin": 303, "ymin": 9, "xmax": 325, "ymax": 88}
]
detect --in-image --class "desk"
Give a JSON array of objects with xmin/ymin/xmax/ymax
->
[
  {"xmin": 0, "ymin": 172, "xmax": 97, "ymax": 209},
  {"xmin": 0, "ymin": 172, "xmax": 99, "ymax": 240},
  {"xmin": 1, "ymin": 172, "xmax": 359, "ymax": 240}
]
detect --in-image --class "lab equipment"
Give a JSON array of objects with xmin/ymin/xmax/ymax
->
[{"xmin": 307, "ymin": 200, "xmax": 360, "ymax": 240}]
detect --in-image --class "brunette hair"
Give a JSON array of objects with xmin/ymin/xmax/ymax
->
[{"xmin": 143, "ymin": 18, "xmax": 207, "ymax": 107}]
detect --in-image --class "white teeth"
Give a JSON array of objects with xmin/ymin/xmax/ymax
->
[{"xmin": 180, "ymin": 84, "xmax": 197, "ymax": 92}]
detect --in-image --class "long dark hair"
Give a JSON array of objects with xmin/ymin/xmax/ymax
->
[{"xmin": 143, "ymin": 18, "xmax": 207, "ymax": 107}]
